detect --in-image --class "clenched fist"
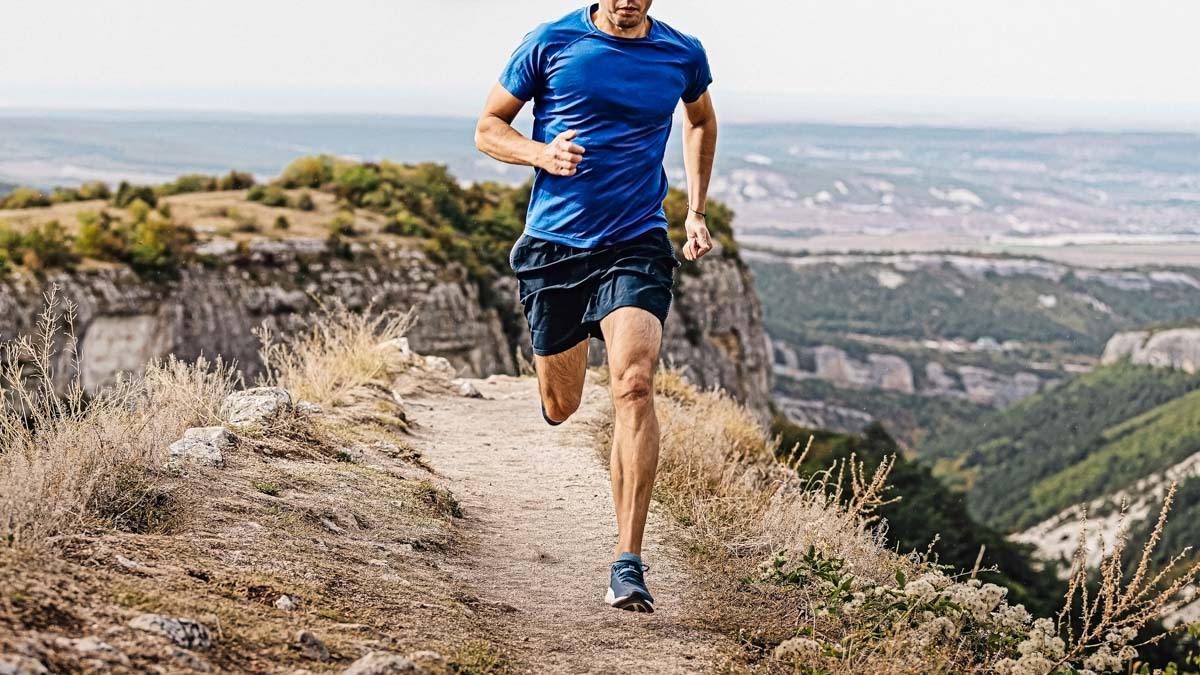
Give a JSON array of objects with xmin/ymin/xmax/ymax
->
[{"xmin": 538, "ymin": 129, "xmax": 586, "ymax": 177}]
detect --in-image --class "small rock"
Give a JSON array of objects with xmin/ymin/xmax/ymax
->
[
  {"xmin": 422, "ymin": 355, "xmax": 456, "ymax": 376},
  {"xmin": 128, "ymin": 614, "xmax": 212, "ymax": 650},
  {"xmin": 221, "ymin": 387, "xmax": 292, "ymax": 428},
  {"xmin": 377, "ymin": 337, "xmax": 411, "ymax": 356},
  {"xmin": 275, "ymin": 595, "xmax": 298, "ymax": 611},
  {"xmin": 53, "ymin": 636, "xmax": 130, "ymax": 666},
  {"xmin": 195, "ymin": 239, "xmax": 238, "ymax": 258},
  {"xmin": 296, "ymin": 401, "xmax": 324, "ymax": 415},
  {"xmin": 297, "ymin": 631, "xmax": 330, "ymax": 662},
  {"xmin": 168, "ymin": 427, "xmax": 233, "ymax": 467},
  {"xmin": 115, "ymin": 554, "xmax": 145, "ymax": 573},
  {"xmin": 451, "ymin": 379, "xmax": 483, "ymax": 399},
  {"xmin": 0, "ymin": 655, "xmax": 48, "ymax": 675},
  {"xmin": 343, "ymin": 652, "xmax": 418, "ymax": 674},
  {"xmin": 320, "ymin": 517, "xmax": 347, "ymax": 535},
  {"xmin": 408, "ymin": 651, "xmax": 445, "ymax": 670}
]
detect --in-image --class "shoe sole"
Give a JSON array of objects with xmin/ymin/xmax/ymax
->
[{"xmin": 605, "ymin": 588, "xmax": 655, "ymax": 613}]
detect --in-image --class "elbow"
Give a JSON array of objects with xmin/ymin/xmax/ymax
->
[{"xmin": 474, "ymin": 117, "xmax": 491, "ymax": 153}]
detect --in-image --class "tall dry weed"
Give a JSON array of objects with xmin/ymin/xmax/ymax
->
[
  {"xmin": 256, "ymin": 299, "xmax": 414, "ymax": 407},
  {"xmin": 0, "ymin": 288, "xmax": 237, "ymax": 546}
]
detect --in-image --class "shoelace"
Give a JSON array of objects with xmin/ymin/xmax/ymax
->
[{"xmin": 612, "ymin": 560, "xmax": 650, "ymax": 586}]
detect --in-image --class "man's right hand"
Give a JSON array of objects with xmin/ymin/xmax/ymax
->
[{"xmin": 538, "ymin": 129, "xmax": 586, "ymax": 176}]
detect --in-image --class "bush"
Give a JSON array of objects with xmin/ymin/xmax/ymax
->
[
  {"xmin": 157, "ymin": 174, "xmax": 217, "ymax": 197},
  {"xmin": 273, "ymin": 215, "xmax": 290, "ymax": 230},
  {"xmin": 77, "ymin": 181, "xmax": 111, "ymax": 201},
  {"xmin": 1, "ymin": 187, "xmax": 51, "ymax": 209},
  {"xmin": 0, "ymin": 220, "xmax": 78, "ymax": 270},
  {"xmin": 127, "ymin": 198, "xmax": 152, "ymax": 223},
  {"xmin": 224, "ymin": 207, "xmax": 259, "ymax": 233},
  {"xmin": 328, "ymin": 210, "xmax": 357, "ymax": 237},
  {"xmin": 112, "ymin": 181, "xmax": 158, "ymax": 208},
  {"xmin": 217, "ymin": 170, "xmax": 255, "ymax": 191},
  {"xmin": 295, "ymin": 191, "xmax": 315, "ymax": 211},
  {"xmin": 280, "ymin": 156, "xmax": 334, "ymax": 189},
  {"xmin": 247, "ymin": 185, "xmax": 289, "ymax": 207},
  {"xmin": 74, "ymin": 210, "xmax": 125, "ymax": 260}
]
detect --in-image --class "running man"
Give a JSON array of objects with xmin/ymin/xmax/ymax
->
[{"xmin": 474, "ymin": 1, "xmax": 717, "ymax": 613}]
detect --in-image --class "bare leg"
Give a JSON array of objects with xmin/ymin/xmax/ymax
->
[
  {"xmin": 533, "ymin": 338, "xmax": 589, "ymax": 423},
  {"xmin": 600, "ymin": 307, "xmax": 662, "ymax": 559}
]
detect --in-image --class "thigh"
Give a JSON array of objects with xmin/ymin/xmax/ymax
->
[
  {"xmin": 600, "ymin": 307, "xmax": 663, "ymax": 376},
  {"xmin": 534, "ymin": 337, "xmax": 590, "ymax": 400}
]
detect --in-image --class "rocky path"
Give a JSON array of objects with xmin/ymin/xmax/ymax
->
[{"xmin": 412, "ymin": 374, "xmax": 731, "ymax": 674}]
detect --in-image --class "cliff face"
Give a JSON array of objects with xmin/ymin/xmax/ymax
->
[
  {"xmin": 0, "ymin": 237, "xmax": 773, "ymax": 417},
  {"xmin": 1101, "ymin": 328, "xmax": 1200, "ymax": 373}
]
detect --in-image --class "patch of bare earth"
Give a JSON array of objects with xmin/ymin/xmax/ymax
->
[{"xmin": 412, "ymin": 373, "xmax": 738, "ymax": 674}]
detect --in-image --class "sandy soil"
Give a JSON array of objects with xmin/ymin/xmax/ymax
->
[{"xmin": 413, "ymin": 374, "xmax": 735, "ymax": 674}]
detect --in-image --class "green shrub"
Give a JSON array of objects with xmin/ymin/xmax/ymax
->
[
  {"xmin": 112, "ymin": 181, "xmax": 157, "ymax": 208},
  {"xmin": 127, "ymin": 198, "xmax": 153, "ymax": 223},
  {"xmin": 247, "ymin": 185, "xmax": 289, "ymax": 207},
  {"xmin": 157, "ymin": 202, "xmax": 172, "ymax": 218},
  {"xmin": 280, "ymin": 156, "xmax": 334, "ymax": 188},
  {"xmin": 273, "ymin": 215, "xmax": 290, "ymax": 230},
  {"xmin": 49, "ymin": 187, "xmax": 82, "ymax": 204},
  {"xmin": 295, "ymin": 191, "xmax": 315, "ymax": 211},
  {"xmin": 224, "ymin": 207, "xmax": 259, "ymax": 232},
  {"xmin": 77, "ymin": 181, "xmax": 111, "ymax": 201},
  {"xmin": 216, "ymin": 170, "xmax": 255, "ymax": 191},
  {"xmin": 328, "ymin": 211, "xmax": 358, "ymax": 237},
  {"xmin": 74, "ymin": 211, "xmax": 125, "ymax": 260},
  {"xmin": 0, "ymin": 220, "xmax": 78, "ymax": 270},
  {"xmin": 1, "ymin": 187, "xmax": 51, "ymax": 209},
  {"xmin": 157, "ymin": 174, "xmax": 217, "ymax": 197}
]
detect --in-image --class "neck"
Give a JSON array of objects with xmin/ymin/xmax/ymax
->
[{"xmin": 591, "ymin": 8, "xmax": 651, "ymax": 39}]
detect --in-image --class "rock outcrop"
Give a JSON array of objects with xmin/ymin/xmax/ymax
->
[
  {"xmin": 771, "ymin": 342, "xmax": 1044, "ymax": 408},
  {"xmin": 0, "ymin": 237, "xmax": 774, "ymax": 418},
  {"xmin": 1101, "ymin": 328, "xmax": 1200, "ymax": 373}
]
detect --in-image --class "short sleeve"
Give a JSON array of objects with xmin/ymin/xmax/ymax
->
[
  {"xmin": 499, "ymin": 30, "xmax": 544, "ymax": 102},
  {"xmin": 681, "ymin": 41, "xmax": 712, "ymax": 104}
]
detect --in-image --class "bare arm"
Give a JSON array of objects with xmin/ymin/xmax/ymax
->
[
  {"xmin": 681, "ymin": 91, "xmax": 717, "ymax": 260},
  {"xmin": 474, "ymin": 83, "xmax": 584, "ymax": 176}
]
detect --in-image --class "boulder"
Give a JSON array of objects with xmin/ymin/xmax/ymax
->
[
  {"xmin": 168, "ymin": 427, "xmax": 233, "ymax": 467},
  {"xmin": 343, "ymin": 652, "xmax": 420, "ymax": 674},
  {"xmin": 222, "ymin": 387, "xmax": 292, "ymax": 428},
  {"xmin": 296, "ymin": 631, "xmax": 329, "ymax": 662},
  {"xmin": 128, "ymin": 614, "xmax": 213, "ymax": 649},
  {"xmin": 0, "ymin": 655, "xmax": 48, "ymax": 675},
  {"xmin": 275, "ymin": 594, "xmax": 298, "ymax": 611},
  {"xmin": 451, "ymin": 379, "xmax": 483, "ymax": 399}
]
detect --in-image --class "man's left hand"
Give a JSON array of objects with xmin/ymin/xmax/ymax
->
[{"xmin": 683, "ymin": 211, "xmax": 714, "ymax": 261}]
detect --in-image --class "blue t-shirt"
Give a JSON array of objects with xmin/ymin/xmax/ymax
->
[{"xmin": 498, "ymin": 4, "xmax": 712, "ymax": 248}]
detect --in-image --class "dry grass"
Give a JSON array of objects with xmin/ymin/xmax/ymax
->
[
  {"xmin": 256, "ymin": 299, "xmax": 414, "ymax": 409},
  {"xmin": 0, "ymin": 288, "xmax": 238, "ymax": 547},
  {"xmin": 615, "ymin": 367, "xmax": 1199, "ymax": 674}
]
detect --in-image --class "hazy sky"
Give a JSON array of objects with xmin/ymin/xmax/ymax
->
[{"xmin": 3, "ymin": 0, "xmax": 1199, "ymax": 130}]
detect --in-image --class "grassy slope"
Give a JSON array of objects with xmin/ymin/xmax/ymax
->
[{"xmin": 926, "ymin": 362, "xmax": 1200, "ymax": 530}]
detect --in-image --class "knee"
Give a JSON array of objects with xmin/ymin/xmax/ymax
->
[
  {"xmin": 612, "ymin": 367, "xmax": 654, "ymax": 407},
  {"xmin": 544, "ymin": 390, "xmax": 582, "ymax": 422}
]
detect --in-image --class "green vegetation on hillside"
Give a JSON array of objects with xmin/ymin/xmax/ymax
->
[
  {"xmin": 774, "ymin": 375, "xmax": 989, "ymax": 449},
  {"xmin": 772, "ymin": 415, "xmax": 1066, "ymax": 617},
  {"xmin": 926, "ymin": 362, "xmax": 1200, "ymax": 530},
  {"xmin": 752, "ymin": 259, "xmax": 1200, "ymax": 357}
]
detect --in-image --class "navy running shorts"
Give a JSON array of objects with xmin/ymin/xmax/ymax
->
[{"xmin": 508, "ymin": 227, "xmax": 680, "ymax": 357}]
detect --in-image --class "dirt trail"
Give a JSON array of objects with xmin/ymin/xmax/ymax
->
[{"xmin": 412, "ymin": 374, "xmax": 732, "ymax": 674}]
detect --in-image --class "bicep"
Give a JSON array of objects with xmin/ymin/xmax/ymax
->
[
  {"xmin": 683, "ymin": 91, "xmax": 715, "ymax": 127},
  {"xmin": 482, "ymin": 83, "xmax": 527, "ymax": 125}
]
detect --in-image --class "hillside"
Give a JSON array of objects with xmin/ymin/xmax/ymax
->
[
  {"xmin": 0, "ymin": 158, "xmax": 771, "ymax": 416},
  {"xmin": 3, "ymin": 299, "xmax": 1191, "ymax": 673},
  {"xmin": 925, "ymin": 361, "xmax": 1200, "ymax": 529},
  {"xmin": 750, "ymin": 249, "xmax": 1200, "ymax": 444}
]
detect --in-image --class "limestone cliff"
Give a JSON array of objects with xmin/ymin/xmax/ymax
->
[
  {"xmin": 0, "ymin": 236, "xmax": 773, "ymax": 417},
  {"xmin": 1101, "ymin": 328, "xmax": 1200, "ymax": 373}
]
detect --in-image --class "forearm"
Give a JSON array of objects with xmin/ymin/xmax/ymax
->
[
  {"xmin": 475, "ymin": 115, "xmax": 544, "ymax": 167},
  {"xmin": 682, "ymin": 117, "xmax": 717, "ymax": 211}
]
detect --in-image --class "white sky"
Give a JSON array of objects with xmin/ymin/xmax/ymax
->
[{"xmin": 3, "ymin": 0, "xmax": 1199, "ymax": 130}]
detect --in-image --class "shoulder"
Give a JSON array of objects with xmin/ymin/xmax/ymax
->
[
  {"xmin": 521, "ymin": 7, "xmax": 590, "ymax": 50},
  {"xmin": 650, "ymin": 17, "xmax": 708, "ymax": 58}
]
